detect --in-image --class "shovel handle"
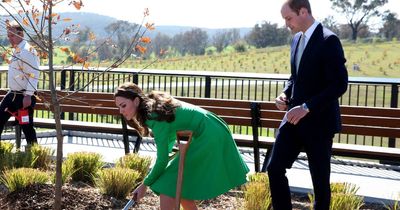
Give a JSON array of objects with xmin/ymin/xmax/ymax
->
[
  {"xmin": 175, "ymin": 131, "xmax": 193, "ymax": 210},
  {"xmin": 122, "ymin": 199, "xmax": 135, "ymax": 210}
]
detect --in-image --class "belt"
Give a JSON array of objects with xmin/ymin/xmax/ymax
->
[
  {"xmin": 9, "ymin": 89, "xmax": 26, "ymax": 94},
  {"xmin": 8, "ymin": 89, "xmax": 26, "ymax": 101}
]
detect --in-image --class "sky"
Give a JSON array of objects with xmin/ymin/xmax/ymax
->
[
  {"xmin": 53, "ymin": 0, "xmax": 400, "ymax": 29},
  {"xmin": 1, "ymin": 0, "xmax": 398, "ymax": 29}
]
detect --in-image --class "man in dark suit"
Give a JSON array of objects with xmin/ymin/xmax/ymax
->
[{"xmin": 266, "ymin": 0, "xmax": 348, "ymax": 209}]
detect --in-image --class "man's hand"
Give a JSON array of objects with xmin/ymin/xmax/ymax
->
[
  {"xmin": 286, "ymin": 105, "xmax": 309, "ymax": 125},
  {"xmin": 275, "ymin": 93, "xmax": 288, "ymax": 111},
  {"xmin": 22, "ymin": 95, "xmax": 32, "ymax": 109}
]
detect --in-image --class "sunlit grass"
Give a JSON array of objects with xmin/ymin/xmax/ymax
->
[
  {"xmin": 308, "ymin": 182, "xmax": 364, "ymax": 210},
  {"xmin": 96, "ymin": 167, "xmax": 140, "ymax": 199},
  {"xmin": 63, "ymin": 152, "xmax": 103, "ymax": 184},
  {"xmin": 115, "ymin": 153, "xmax": 151, "ymax": 182},
  {"xmin": 121, "ymin": 41, "xmax": 400, "ymax": 78},
  {"xmin": 243, "ymin": 173, "xmax": 272, "ymax": 210},
  {"xmin": 1, "ymin": 168, "xmax": 50, "ymax": 192}
]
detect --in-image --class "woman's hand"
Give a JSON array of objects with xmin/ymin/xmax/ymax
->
[{"xmin": 132, "ymin": 183, "xmax": 147, "ymax": 202}]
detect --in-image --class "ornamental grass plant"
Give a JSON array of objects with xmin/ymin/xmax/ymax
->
[
  {"xmin": 1, "ymin": 150, "xmax": 35, "ymax": 169},
  {"xmin": 243, "ymin": 173, "xmax": 272, "ymax": 210},
  {"xmin": 63, "ymin": 152, "xmax": 103, "ymax": 184},
  {"xmin": 0, "ymin": 142, "xmax": 14, "ymax": 155},
  {"xmin": 95, "ymin": 167, "xmax": 140, "ymax": 199},
  {"xmin": 30, "ymin": 144, "xmax": 55, "ymax": 170},
  {"xmin": 116, "ymin": 153, "xmax": 151, "ymax": 181},
  {"xmin": 308, "ymin": 182, "xmax": 364, "ymax": 210},
  {"xmin": 385, "ymin": 194, "xmax": 399, "ymax": 210},
  {"xmin": 0, "ymin": 168, "xmax": 50, "ymax": 192}
]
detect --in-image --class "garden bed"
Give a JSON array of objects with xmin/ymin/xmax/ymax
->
[{"xmin": 0, "ymin": 182, "xmax": 387, "ymax": 210}]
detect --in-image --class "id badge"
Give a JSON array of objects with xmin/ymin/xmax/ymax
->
[{"xmin": 18, "ymin": 109, "xmax": 29, "ymax": 125}]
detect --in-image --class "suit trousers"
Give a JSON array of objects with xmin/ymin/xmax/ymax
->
[
  {"xmin": 0, "ymin": 91, "xmax": 37, "ymax": 145},
  {"xmin": 267, "ymin": 122, "xmax": 333, "ymax": 210}
]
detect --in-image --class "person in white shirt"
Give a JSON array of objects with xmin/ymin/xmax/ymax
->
[{"xmin": 0, "ymin": 22, "xmax": 40, "ymax": 145}]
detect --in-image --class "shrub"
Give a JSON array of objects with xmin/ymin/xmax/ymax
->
[
  {"xmin": 30, "ymin": 144, "xmax": 54, "ymax": 170},
  {"xmin": 0, "ymin": 168, "xmax": 50, "ymax": 192},
  {"xmin": 116, "ymin": 153, "xmax": 151, "ymax": 182},
  {"xmin": 3, "ymin": 151, "xmax": 35, "ymax": 170},
  {"xmin": 0, "ymin": 142, "xmax": 14, "ymax": 155},
  {"xmin": 64, "ymin": 152, "xmax": 103, "ymax": 183},
  {"xmin": 234, "ymin": 41, "xmax": 247, "ymax": 53},
  {"xmin": 0, "ymin": 142, "xmax": 15, "ymax": 171},
  {"xmin": 308, "ymin": 182, "xmax": 364, "ymax": 210},
  {"xmin": 243, "ymin": 173, "xmax": 272, "ymax": 210},
  {"xmin": 96, "ymin": 167, "xmax": 140, "ymax": 199},
  {"xmin": 385, "ymin": 194, "xmax": 399, "ymax": 210},
  {"xmin": 51, "ymin": 161, "xmax": 76, "ymax": 185}
]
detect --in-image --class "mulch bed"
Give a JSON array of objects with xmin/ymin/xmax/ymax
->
[{"xmin": 0, "ymin": 182, "xmax": 387, "ymax": 209}]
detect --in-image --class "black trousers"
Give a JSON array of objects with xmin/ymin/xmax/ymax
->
[
  {"xmin": 0, "ymin": 91, "xmax": 37, "ymax": 145},
  {"xmin": 267, "ymin": 123, "xmax": 333, "ymax": 210}
]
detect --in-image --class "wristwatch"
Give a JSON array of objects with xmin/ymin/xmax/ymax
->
[{"xmin": 302, "ymin": 103, "xmax": 310, "ymax": 113}]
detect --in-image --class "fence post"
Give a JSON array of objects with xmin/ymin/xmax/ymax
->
[
  {"xmin": 205, "ymin": 76, "xmax": 211, "ymax": 98},
  {"xmin": 60, "ymin": 70, "xmax": 66, "ymax": 120},
  {"xmin": 15, "ymin": 125, "xmax": 21, "ymax": 150},
  {"xmin": 132, "ymin": 73, "xmax": 139, "ymax": 84},
  {"xmin": 250, "ymin": 102, "xmax": 261, "ymax": 172},
  {"xmin": 67, "ymin": 69, "xmax": 75, "ymax": 120},
  {"xmin": 389, "ymin": 83, "xmax": 399, "ymax": 148}
]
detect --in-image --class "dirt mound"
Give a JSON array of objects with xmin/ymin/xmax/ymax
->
[
  {"xmin": 0, "ymin": 183, "xmax": 387, "ymax": 210},
  {"xmin": 0, "ymin": 183, "xmax": 115, "ymax": 209}
]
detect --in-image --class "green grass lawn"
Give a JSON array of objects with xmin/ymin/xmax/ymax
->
[
  {"xmin": 122, "ymin": 40, "xmax": 400, "ymax": 78},
  {"xmin": 4, "ymin": 41, "xmax": 399, "ymax": 78}
]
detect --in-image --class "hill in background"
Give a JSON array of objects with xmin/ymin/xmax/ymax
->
[{"xmin": 54, "ymin": 12, "xmax": 251, "ymax": 38}]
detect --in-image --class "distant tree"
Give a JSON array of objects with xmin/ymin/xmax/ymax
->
[
  {"xmin": 172, "ymin": 33, "xmax": 185, "ymax": 56},
  {"xmin": 172, "ymin": 28, "xmax": 208, "ymax": 55},
  {"xmin": 233, "ymin": 40, "xmax": 248, "ymax": 53},
  {"xmin": 330, "ymin": 0, "xmax": 388, "ymax": 41},
  {"xmin": 380, "ymin": 12, "xmax": 400, "ymax": 40},
  {"xmin": 337, "ymin": 23, "xmax": 370, "ymax": 40},
  {"xmin": 212, "ymin": 29, "xmax": 240, "ymax": 53},
  {"xmin": 151, "ymin": 32, "xmax": 171, "ymax": 57},
  {"xmin": 70, "ymin": 26, "xmax": 93, "ymax": 58},
  {"xmin": 96, "ymin": 38, "xmax": 113, "ymax": 60},
  {"xmin": 357, "ymin": 24, "xmax": 371, "ymax": 39},
  {"xmin": 105, "ymin": 20, "xmax": 139, "ymax": 58},
  {"xmin": 246, "ymin": 22, "xmax": 289, "ymax": 48},
  {"xmin": 322, "ymin": 16, "xmax": 340, "ymax": 35}
]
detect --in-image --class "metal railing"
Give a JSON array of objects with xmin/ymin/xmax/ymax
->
[{"xmin": 1, "ymin": 67, "xmax": 399, "ymax": 148}]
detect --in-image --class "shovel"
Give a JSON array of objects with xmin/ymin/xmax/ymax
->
[
  {"xmin": 175, "ymin": 130, "xmax": 193, "ymax": 210},
  {"xmin": 122, "ymin": 185, "xmax": 139, "ymax": 210}
]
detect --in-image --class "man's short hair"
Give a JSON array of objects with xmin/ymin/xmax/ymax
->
[
  {"xmin": 7, "ymin": 21, "xmax": 24, "ymax": 33},
  {"xmin": 287, "ymin": 0, "xmax": 312, "ymax": 15}
]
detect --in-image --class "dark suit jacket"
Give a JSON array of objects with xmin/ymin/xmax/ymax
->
[{"xmin": 282, "ymin": 24, "xmax": 348, "ymax": 135}]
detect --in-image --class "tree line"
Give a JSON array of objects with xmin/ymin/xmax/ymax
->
[
  {"xmin": 76, "ymin": 0, "xmax": 399, "ymax": 60},
  {"xmin": 73, "ymin": 11, "xmax": 399, "ymax": 61}
]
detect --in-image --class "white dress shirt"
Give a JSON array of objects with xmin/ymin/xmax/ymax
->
[
  {"xmin": 302, "ymin": 20, "xmax": 320, "ymax": 50},
  {"xmin": 8, "ymin": 40, "xmax": 40, "ymax": 96}
]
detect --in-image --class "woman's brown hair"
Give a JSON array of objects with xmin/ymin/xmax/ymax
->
[{"xmin": 114, "ymin": 82, "xmax": 181, "ymax": 136}]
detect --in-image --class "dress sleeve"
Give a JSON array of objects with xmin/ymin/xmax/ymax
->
[{"xmin": 143, "ymin": 121, "xmax": 175, "ymax": 186}]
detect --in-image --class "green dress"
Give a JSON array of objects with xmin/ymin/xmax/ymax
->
[{"xmin": 143, "ymin": 101, "xmax": 249, "ymax": 200}]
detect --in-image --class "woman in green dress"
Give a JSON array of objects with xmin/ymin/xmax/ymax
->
[{"xmin": 114, "ymin": 82, "xmax": 249, "ymax": 210}]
